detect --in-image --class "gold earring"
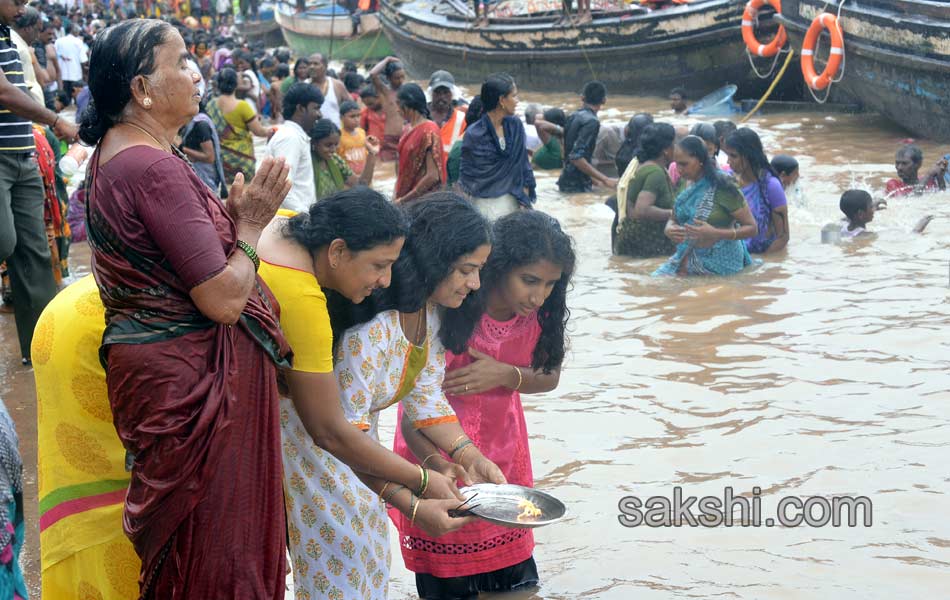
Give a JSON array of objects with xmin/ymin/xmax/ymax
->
[{"xmin": 143, "ymin": 97, "xmax": 153, "ymax": 108}]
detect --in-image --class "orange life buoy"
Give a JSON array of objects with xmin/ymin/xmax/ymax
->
[
  {"xmin": 801, "ymin": 12, "xmax": 844, "ymax": 90},
  {"xmin": 742, "ymin": 0, "xmax": 787, "ymax": 58}
]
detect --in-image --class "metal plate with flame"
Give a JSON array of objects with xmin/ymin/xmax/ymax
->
[{"xmin": 458, "ymin": 484, "xmax": 566, "ymax": 529}]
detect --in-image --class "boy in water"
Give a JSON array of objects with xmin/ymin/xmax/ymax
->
[
  {"xmin": 839, "ymin": 190, "xmax": 876, "ymax": 238},
  {"xmin": 839, "ymin": 189, "xmax": 932, "ymax": 238}
]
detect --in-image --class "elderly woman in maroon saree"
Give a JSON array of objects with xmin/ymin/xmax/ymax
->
[
  {"xmin": 394, "ymin": 83, "xmax": 445, "ymax": 203},
  {"xmin": 78, "ymin": 20, "xmax": 292, "ymax": 599}
]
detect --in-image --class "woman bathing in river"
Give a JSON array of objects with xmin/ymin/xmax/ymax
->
[
  {"xmin": 655, "ymin": 136, "xmax": 757, "ymax": 277},
  {"xmin": 723, "ymin": 128, "xmax": 790, "ymax": 255}
]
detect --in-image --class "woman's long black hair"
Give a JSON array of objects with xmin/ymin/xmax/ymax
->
[
  {"xmin": 329, "ymin": 192, "xmax": 492, "ymax": 353},
  {"xmin": 483, "ymin": 210, "xmax": 575, "ymax": 373},
  {"xmin": 725, "ymin": 127, "xmax": 778, "ymax": 201}
]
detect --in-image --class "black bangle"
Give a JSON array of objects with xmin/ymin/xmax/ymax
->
[
  {"xmin": 236, "ymin": 239, "xmax": 260, "ymax": 271},
  {"xmin": 52, "ymin": 115, "xmax": 60, "ymax": 129}
]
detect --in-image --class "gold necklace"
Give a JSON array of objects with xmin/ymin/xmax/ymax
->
[
  {"xmin": 402, "ymin": 308, "xmax": 426, "ymax": 346},
  {"xmin": 123, "ymin": 122, "xmax": 171, "ymax": 153}
]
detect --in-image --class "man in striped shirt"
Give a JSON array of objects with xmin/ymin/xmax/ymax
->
[{"xmin": 0, "ymin": 0, "xmax": 78, "ymax": 364}]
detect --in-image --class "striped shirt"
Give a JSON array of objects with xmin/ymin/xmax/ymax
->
[{"xmin": 0, "ymin": 24, "xmax": 36, "ymax": 152}]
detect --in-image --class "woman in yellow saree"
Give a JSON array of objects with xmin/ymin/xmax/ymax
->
[{"xmin": 33, "ymin": 275, "xmax": 139, "ymax": 599}]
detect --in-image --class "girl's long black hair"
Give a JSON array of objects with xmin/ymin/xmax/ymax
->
[
  {"xmin": 328, "ymin": 192, "xmax": 492, "ymax": 353},
  {"xmin": 725, "ymin": 127, "xmax": 778, "ymax": 203},
  {"xmin": 482, "ymin": 210, "xmax": 575, "ymax": 373}
]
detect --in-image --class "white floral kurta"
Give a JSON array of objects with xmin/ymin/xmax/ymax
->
[{"xmin": 282, "ymin": 305, "xmax": 459, "ymax": 599}]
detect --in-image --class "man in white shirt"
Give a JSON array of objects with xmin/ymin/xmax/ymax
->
[
  {"xmin": 54, "ymin": 25, "xmax": 85, "ymax": 99},
  {"xmin": 264, "ymin": 83, "xmax": 324, "ymax": 213}
]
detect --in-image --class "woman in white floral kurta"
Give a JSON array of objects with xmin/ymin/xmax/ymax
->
[{"xmin": 283, "ymin": 305, "xmax": 456, "ymax": 599}]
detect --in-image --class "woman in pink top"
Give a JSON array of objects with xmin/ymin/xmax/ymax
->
[{"xmin": 393, "ymin": 210, "xmax": 576, "ymax": 599}]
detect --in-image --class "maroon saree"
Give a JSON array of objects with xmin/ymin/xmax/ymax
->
[
  {"xmin": 86, "ymin": 145, "xmax": 292, "ymax": 599},
  {"xmin": 395, "ymin": 120, "xmax": 445, "ymax": 200}
]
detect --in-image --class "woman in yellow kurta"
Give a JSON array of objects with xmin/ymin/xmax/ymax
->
[{"xmin": 33, "ymin": 274, "xmax": 140, "ymax": 600}]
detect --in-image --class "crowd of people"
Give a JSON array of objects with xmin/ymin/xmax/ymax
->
[{"xmin": 0, "ymin": 1, "xmax": 948, "ymax": 599}]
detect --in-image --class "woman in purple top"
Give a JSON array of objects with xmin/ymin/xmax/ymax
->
[{"xmin": 722, "ymin": 128, "xmax": 790, "ymax": 254}]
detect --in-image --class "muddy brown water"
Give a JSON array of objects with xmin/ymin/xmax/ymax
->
[{"xmin": 3, "ymin": 93, "xmax": 950, "ymax": 599}]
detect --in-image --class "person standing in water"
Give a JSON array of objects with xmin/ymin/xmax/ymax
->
[
  {"xmin": 458, "ymin": 73, "xmax": 536, "ymax": 219},
  {"xmin": 557, "ymin": 81, "xmax": 617, "ymax": 193},
  {"xmin": 394, "ymin": 209, "xmax": 576, "ymax": 600},
  {"xmin": 670, "ymin": 87, "xmax": 688, "ymax": 114},
  {"xmin": 722, "ymin": 127, "xmax": 790, "ymax": 255},
  {"xmin": 884, "ymin": 143, "xmax": 946, "ymax": 198},
  {"xmin": 370, "ymin": 56, "xmax": 409, "ymax": 161},
  {"xmin": 655, "ymin": 136, "xmax": 757, "ymax": 276},
  {"xmin": 393, "ymin": 84, "xmax": 444, "ymax": 204},
  {"xmin": 427, "ymin": 70, "xmax": 467, "ymax": 169}
]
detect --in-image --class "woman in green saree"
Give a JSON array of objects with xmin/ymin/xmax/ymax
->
[{"xmin": 310, "ymin": 118, "xmax": 378, "ymax": 200}]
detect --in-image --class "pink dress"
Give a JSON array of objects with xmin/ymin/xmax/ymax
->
[{"xmin": 391, "ymin": 311, "xmax": 541, "ymax": 578}]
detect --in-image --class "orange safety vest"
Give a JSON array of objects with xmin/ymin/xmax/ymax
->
[{"xmin": 440, "ymin": 109, "xmax": 467, "ymax": 158}]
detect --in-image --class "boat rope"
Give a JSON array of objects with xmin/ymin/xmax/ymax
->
[
  {"xmin": 328, "ymin": 0, "xmax": 337, "ymax": 61},
  {"xmin": 743, "ymin": 0, "xmax": 790, "ymax": 79},
  {"xmin": 580, "ymin": 45, "xmax": 598, "ymax": 82},
  {"xmin": 326, "ymin": 27, "xmax": 383, "ymax": 62},
  {"xmin": 358, "ymin": 29, "xmax": 383, "ymax": 64},
  {"xmin": 806, "ymin": 0, "xmax": 847, "ymax": 104},
  {"xmin": 747, "ymin": 43, "xmax": 790, "ymax": 80},
  {"xmin": 740, "ymin": 48, "xmax": 796, "ymax": 123}
]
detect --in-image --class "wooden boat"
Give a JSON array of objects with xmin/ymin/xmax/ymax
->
[
  {"xmin": 275, "ymin": 1, "xmax": 393, "ymax": 62},
  {"xmin": 775, "ymin": 0, "xmax": 950, "ymax": 141},
  {"xmin": 378, "ymin": 0, "xmax": 763, "ymax": 95},
  {"xmin": 236, "ymin": 12, "xmax": 285, "ymax": 48}
]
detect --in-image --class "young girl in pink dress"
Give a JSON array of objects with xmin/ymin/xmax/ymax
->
[{"xmin": 392, "ymin": 210, "xmax": 576, "ymax": 599}]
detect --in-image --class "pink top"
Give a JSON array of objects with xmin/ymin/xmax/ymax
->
[
  {"xmin": 669, "ymin": 156, "xmax": 733, "ymax": 187},
  {"xmin": 391, "ymin": 311, "xmax": 541, "ymax": 578}
]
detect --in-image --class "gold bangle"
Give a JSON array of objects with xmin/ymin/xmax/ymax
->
[
  {"xmin": 379, "ymin": 481, "xmax": 392, "ymax": 501},
  {"xmin": 449, "ymin": 434, "xmax": 468, "ymax": 451},
  {"xmin": 455, "ymin": 443, "xmax": 474, "ymax": 466},
  {"xmin": 450, "ymin": 439, "xmax": 473, "ymax": 458},
  {"xmin": 732, "ymin": 227, "xmax": 737, "ymax": 241},
  {"xmin": 421, "ymin": 453, "xmax": 441, "ymax": 469},
  {"xmin": 512, "ymin": 365, "xmax": 523, "ymax": 391},
  {"xmin": 410, "ymin": 496, "xmax": 421, "ymax": 524}
]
